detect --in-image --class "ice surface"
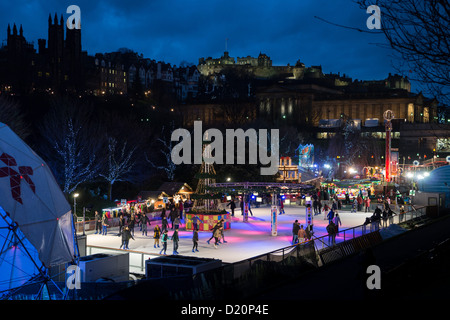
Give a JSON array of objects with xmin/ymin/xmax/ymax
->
[{"xmin": 86, "ymin": 204, "xmax": 370, "ymax": 263}]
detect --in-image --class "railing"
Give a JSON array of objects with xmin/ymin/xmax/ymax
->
[
  {"xmin": 85, "ymin": 245, "xmax": 161, "ymax": 274},
  {"xmin": 74, "ymin": 211, "xmax": 164, "ymax": 235},
  {"xmin": 312, "ymin": 205, "xmax": 427, "ymax": 251}
]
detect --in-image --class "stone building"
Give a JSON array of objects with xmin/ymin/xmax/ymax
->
[{"xmin": 197, "ymin": 51, "xmax": 305, "ymax": 80}]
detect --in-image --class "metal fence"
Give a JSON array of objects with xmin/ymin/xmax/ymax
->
[{"xmin": 313, "ymin": 205, "xmax": 427, "ymax": 250}]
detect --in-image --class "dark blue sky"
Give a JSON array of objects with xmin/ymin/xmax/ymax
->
[{"xmin": 1, "ymin": 0, "xmax": 403, "ymax": 85}]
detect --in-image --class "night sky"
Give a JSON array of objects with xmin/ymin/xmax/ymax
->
[{"xmin": 1, "ymin": 0, "xmax": 400, "ymax": 86}]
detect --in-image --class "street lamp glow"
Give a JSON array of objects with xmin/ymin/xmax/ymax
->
[
  {"xmin": 324, "ymin": 164, "xmax": 331, "ymax": 169},
  {"xmin": 73, "ymin": 193, "xmax": 79, "ymax": 217},
  {"xmin": 406, "ymin": 172, "xmax": 413, "ymax": 178},
  {"xmin": 424, "ymin": 172, "xmax": 430, "ymax": 177}
]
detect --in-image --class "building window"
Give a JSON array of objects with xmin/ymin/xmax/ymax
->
[
  {"xmin": 423, "ymin": 107, "xmax": 429, "ymax": 123},
  {"xmin": 407, "ymin": 103, "xmax": 414, "ymax": 122}
]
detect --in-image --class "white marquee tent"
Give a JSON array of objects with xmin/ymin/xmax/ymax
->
[{"xmin": 0, "ymin": 122, "xmax": 76, "ymax": 296}]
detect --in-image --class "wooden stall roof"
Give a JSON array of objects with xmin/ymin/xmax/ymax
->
[
  {"xmin": 137, "ymin": 190, "xmax": 170, "ymax": 200},
  {"xmin": 157, "ymin": 182, "xmax": 194, "ymax": 196}
]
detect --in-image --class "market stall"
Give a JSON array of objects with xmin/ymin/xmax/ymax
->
[
  {"xmin": 136, "ymin": 190, "xmax": 170, "ymax": 210},
  {"xmin": 321, "ymin": 179, "xmax": 381, "ymax": 200},
  {"xmin": 184, "ymin": 211, "xmax": 230, "ymax": 232}
]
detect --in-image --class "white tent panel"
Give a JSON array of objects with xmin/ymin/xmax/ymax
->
[{"xmin": 0, "ymin": 123, "xmax": 75, "ymax": 267}]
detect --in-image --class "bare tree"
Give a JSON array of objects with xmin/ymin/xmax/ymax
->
[
  {"xmin": 38, "ymin": 98, "xmax": 103, "ymax": 195},
  {"xmin": 146, "ymin": 122, "xmax": 177, "ymax": 181},
  {"xmin": 100, "ymin": 136, "xmax": 137, "ymax": 201},
  {"xmin": 327, "ymin": 116, "xmax": 383, "ymax": 169},
  {"xmin": 356, "ymin": 0, "xmax": 450, "ymax": 104},
  {"xmin": 220, "ymin": 100, "xmax": 257, "ymax": 127}
]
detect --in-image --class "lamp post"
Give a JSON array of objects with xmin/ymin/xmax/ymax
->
[
  {"xmin": 73, "ymin": 193, "xmax": 79, "ymax": 217},
  {"xmin": 383, "ymin": 110, "xmax": 395, "ymax": 183}
]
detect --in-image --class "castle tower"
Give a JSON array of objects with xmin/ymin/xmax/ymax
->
[
  {"xmin": 47, "ymin": 13, "xmax": 65, "ymax": 90},
  {"xmin": 65, "ymin": 13, "xmax": 82, "ymax": 90},
  {"xmin": 5, "ymin": 23, "xmax": 35, "ymax": 93}
]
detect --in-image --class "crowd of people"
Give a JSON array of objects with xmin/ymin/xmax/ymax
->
[
  {"xmin": 92, "ymin": 187, "xmax": 403, "ymax": 255},
  {"xmin": 92, "ymin": 199, "xmax": 229, "ymax": 255},
  {"xmin": 288, "ymin": 187, "xmax": 402, "ymax": 248}
]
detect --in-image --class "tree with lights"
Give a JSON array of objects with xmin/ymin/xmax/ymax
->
[
  {"xmin": 38, "ymin": 98, "xmax": 103, "ymax": 195},
  {"xmin": 146, "ymin": 121, "xmax": 177, "ymax": 181},
  {"xmin": 100, "ymin": 136, "xmax": 137, "ymax": 201}
]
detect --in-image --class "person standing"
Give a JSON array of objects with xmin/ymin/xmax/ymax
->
[
  {"xmin": 178, "ymin": 200, "xmax": 184, "ymax": 220},
  {"xmin": 161, "ymin": 216, "xmax": 169, "ymax": 232},
  {"xmin": 292, "ymin": 220, "xmax": 300, "ymax": 244},
  {"xmin": 140, "ymin": 213, "xmax": 150, "ymax": 236},
  {"xmin": 313, "ymin": 199, "xmax": 318, "ymax": 215},
  {"xmin": 213, "ymin": 226, "xmax": 222, "ymax": 248},
  {"xmin": 227, "ymin": 198, "xmax": 236, "ymax": 217},
  {"xmin": 171, "ymin": 229, "xmax": 179, "ymax": 255},
  {"xmin": 207, "ymin": 221, "xmax": 221, "ymax": 244},
  {"xmin": 136, "ymin": 211, "xmax": 142, "ymax": 232},
  {"xmin": 247, "ymin": 197, "xmax": 253, "ymax": 216},
  {"xmin": 334, "ymin": 213, "xmax": 342, "ymax": 235},
  {"xmin": 128, "ymin": 214, "xmax": 136, "ymax": 237},
  {"xmin": 298, "ymin": 225, "xmax": 307, "ymax": 243},
  {"xmin": 170, "ymin": 209, "xmax": 178, "ymax": 229},
  {"xmin": 326, "ymin": 220, "xmax": 337, "ymax": 246},
  {"xmin": 191, "ymin": 214, "xmax": 203, "ymax": 231},
  {"xmin": 119, "ymin": 226, "xmax": 134, "ymax": 250},
  {"xmin": 351, "ymin": 198, "xmax": 357, "ymax": 213},
  {"xmin": 153, "ymin": 224, "xmax": 161, "ymax": 248},
  {"xmin": 94, "ymin": 211, "xmax": 102, "ymax": 234},
  {"xmin": 305, "ymin": 224, "xmax": 314, "ymax": 240},
  {"xmin": 192, "ymin": 228, "xmax": 199, "ymax": 252},
  {"xmin": 279, "ymin": 198, "xmax": 285, "ymax": 215},
  {"xmin": 357, "ymin": 195, "xmax": 363, "ymax": 212},
  {"xmin": 101, "ymin": 213, "xmax": 109, "ymax": 236},
  {"xmin": 331, "ymin": 200, "xmax": 338, "ymax": 215},
  {"xmin": 327, "ymin": 209, "xmax": 335, "ymax": 224},
  {"xmin": 382, "ymin": 210, "xmax": 388, "ymax": 228},
  {"xmin": 118, "ymin": 213, "xmax": 125, "ymax": 236},
  {"xmin": 365, "ymin": 196, "xmax": 371, "ymax": 212},
  {"xmin": 159, "ymin": 230, "xmax": 168, "ymax": 255},
  {"xmin": 218, "ymin": 219, "xmax": 227, "ymax": 243},
  {"xmin": 173, "ymin": 215, "xmax": 181, "ymax": 230}
]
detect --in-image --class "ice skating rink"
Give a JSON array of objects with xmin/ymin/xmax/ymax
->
[{"xmin": 86, "ymin": 204, "xmax": 370, "ymax": 264}]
